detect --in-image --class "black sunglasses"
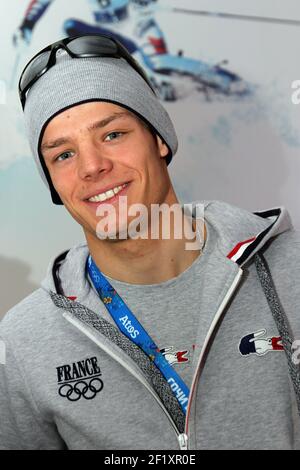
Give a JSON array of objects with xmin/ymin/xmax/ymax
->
[{"xmin": 18, "ymin": 33, "xmax": 155, "ymax": 109}]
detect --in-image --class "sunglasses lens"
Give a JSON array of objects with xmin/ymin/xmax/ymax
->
[
  {"xmin": 20, "ymin": 50, "xmax": 51, "ymax": 91},
  {"xmin": 68, "ymin": 35, "xmax": 118, "ymax": 56}
]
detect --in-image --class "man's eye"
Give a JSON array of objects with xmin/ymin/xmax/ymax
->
[
  {"xmin": 105, "ymin": 132, "xmax": 123, "ymax": 142},
  {"xmin": 56, "ymin": 151, "xmax": 73, "ymax": 162}
]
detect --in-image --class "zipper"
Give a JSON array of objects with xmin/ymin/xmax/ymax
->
[
  {"xmin": 185, "ymin": 268, "xmax": 244, "ymax": 436},
  {"xmin": 178, "ymin": 433, "xmax": 188, "ymax": 450},
  {"xmin": 62, "ymin": 268, "xmax": 242, "ymax": 450},
  {"xmin": 63, "ymin": 311, "xmax": 183, "ymax": 446}
]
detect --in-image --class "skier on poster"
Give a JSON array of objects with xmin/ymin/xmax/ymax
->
[{"xmin": 13, "ymin": 0, "xmax": 249, "ymax": 100}]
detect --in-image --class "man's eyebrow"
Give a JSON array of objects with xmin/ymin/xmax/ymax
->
[
  {"xmin": 41, "ymin": 111, "xmax": 132, "ymax": 153},
  {"xmin": 87, "ymin": 111, "xmax": 131, "ymax": 132},
  {"xmin": 41, "ymin": 137, "xmax": 70, "ymax": 153}
]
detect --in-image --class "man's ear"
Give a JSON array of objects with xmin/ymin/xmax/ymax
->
[{"xmin": 156, "ymin": 135, "xmax": 169, "ymax": 158}]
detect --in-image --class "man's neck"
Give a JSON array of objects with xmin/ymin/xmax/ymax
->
[{"xmin": 85, "ymin": 209, "xmax": 206, "ymax": 285}]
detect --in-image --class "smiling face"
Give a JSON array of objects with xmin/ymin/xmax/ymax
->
[{"xmin": 41, "ymin": 101, "xmax": 176, "ymax": 241}]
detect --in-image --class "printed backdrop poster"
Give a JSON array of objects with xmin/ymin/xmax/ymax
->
[{"xmin": 1, "ymin": 0, "xmax": 300, "ymax": 314}]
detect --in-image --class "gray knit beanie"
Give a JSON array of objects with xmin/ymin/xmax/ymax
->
[{"xmin": 23, "ymin": 49, "xmax": 178, "ymax": 204}]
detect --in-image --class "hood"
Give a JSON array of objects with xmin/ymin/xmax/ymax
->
[
  {"xmin": 41, "ymin": 199, "xmax": 293, "ymax": 297},
  {"xmin": 197, "ymin": 200, "xmax": 292, "ymax": 266}
]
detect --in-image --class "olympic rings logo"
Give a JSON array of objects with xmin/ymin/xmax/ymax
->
[{"xmin": 58, "ymin": 377, "xmax": 104, "ymax": 401}]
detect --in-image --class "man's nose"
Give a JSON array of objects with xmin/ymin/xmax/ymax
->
[{"xmin": 77, "ymin": 142, "xmax": 113, "ymax": 180}]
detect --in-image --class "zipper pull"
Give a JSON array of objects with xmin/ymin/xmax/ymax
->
[{"xmin": 178, "ymin": 433, "xmax": 188, "ymax": 450}]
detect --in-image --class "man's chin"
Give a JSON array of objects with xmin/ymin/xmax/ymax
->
[{"xmin": 95, "ymin": 227, "xmax": 130, "ymax": 242}]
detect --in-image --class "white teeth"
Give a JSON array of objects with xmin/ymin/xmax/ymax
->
[
  {"xmin": 88, "ymin": 183, "xmax": 128, "ymax": 202},
  {"xmin": 106, "ymin": 189, "xmax": 115, "ymax": 199}
]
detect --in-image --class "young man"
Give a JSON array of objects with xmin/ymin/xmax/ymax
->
[{"xmin": 0, "ymin": 34, "xmax": 300, "ymax": 450}]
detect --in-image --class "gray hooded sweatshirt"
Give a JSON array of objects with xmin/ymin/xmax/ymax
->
[{"xmin": 0, "ymin": 200, "xmax": 300, "ymax": 450}]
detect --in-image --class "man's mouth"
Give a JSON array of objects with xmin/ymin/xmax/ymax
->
[{"xmin": 85, "ymin": 182, "xmax": 130, "ymax": 204}]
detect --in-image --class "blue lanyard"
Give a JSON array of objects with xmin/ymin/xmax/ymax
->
[{"xmin": 87, "ymin": 255, "xmax": 190, "ymax": 414}]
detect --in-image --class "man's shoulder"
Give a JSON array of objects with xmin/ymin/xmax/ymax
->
[
  {"xmin": 0, "ymin": 287, "xmax": 55, "ymax": 342},
  {"xmin": 0, "ymin": 242, "xmax": 89, "ymax": 344},
  {"xmin": 259, "ymin": 228, "xmax": 300, "ymax": 336},
  {"xmin": 265, "ymin": 228, "xmax": 300, "ymax": 266}
]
